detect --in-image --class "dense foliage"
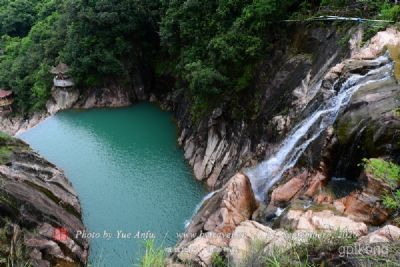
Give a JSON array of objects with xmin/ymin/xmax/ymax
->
[{"xmin": 0, "ymin": 0, "xmax": 398, "ymax": 116}]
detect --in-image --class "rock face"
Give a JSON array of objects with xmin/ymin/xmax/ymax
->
[
  {"xmin": 0, "ymin": 113, "xmax": 48, "ymax": 136},
  {"xmin": 172, "ymin": 173, "xmax": 257, "ymax": 266},
  {"xmin": 166, "ymin": 24, "xmax": 350, "ymax": 191},
  {"xmin": 170, "ymin": 26, "xmax": 400, "ymax": 265},
  {"xmin": 46, "ymin": 88, "xmax": 80, "ymax": 115},
  {"xmin": 76, "ymin": 86, "xmax": 134, "ymax": 109},
  {"xmin": 0, "ymin": 134, "xmax": 88, "ymax": 266}
]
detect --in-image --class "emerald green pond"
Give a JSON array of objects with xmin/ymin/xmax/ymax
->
[{"xmin": 20, "ymin": 103, "xmax": 206, "ymax": 266}]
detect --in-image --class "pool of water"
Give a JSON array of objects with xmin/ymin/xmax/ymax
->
[{"xmin": 20, "ymin": 103, "xmax": 206, "ymax": 266}]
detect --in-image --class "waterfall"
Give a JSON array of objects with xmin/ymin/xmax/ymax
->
[
  {"xmin": 184, "ymin": 189, "xmax": 221, "ymax": 228},
  {"xmin": 245, "ymin": 54, "xmax": 394, "ymax": 202}
]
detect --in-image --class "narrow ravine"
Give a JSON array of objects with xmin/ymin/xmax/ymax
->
[{"xmin": 19, "ymin": 103, "xmax": 206, "ymax": 266}]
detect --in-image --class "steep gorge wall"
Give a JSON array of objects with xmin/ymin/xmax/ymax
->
[
  {"xmin": 163, "ymin": 23, "xmax": 352, "ymax": 190},
  {"xmin": 168, "ymin": 26, "xmax": 400, "ymax": 266}
]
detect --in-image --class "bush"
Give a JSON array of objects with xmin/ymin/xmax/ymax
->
[
  {"xmin": 211, "ymin": 252, "xmax": 228, "ymax": 267},
  {"xmin": 380, "ymin": 2, "xmax": 400, "ymax": 21}
]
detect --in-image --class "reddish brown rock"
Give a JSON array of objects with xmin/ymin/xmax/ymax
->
[
  {"xmin": 203, "ymin": 173, "xmax": 258, "ymax": 233},
  {"xmin": 270, "ymin": 170, "xmax": 328, "ymax": 207},
  {"xmin": 178, "ymin": 173, "xmax": 257, "ymax": 247},
  {"xmin": 304, "ymin": 172, "xmax": 328, "ymax": 197},
  {"xmin": 173, "ymin": 173, "xmax": 258, "ymax": 266},
  {"xmin": 270, "ymin": 172, "xmax": 307, "ymax": 206},
  {"xmin": 314, "ymin": 193, "xmax": 334, "ymax": 205},
  {"xmin": 359, "ymin": 170, "xmax": 394, "ymax": 195},
  {"xmin": 340, "ymin": 192, "xmax": 389, "ymax": 226}
]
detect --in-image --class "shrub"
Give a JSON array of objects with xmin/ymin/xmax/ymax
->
[
  {"xmin": 380, "ymin": 3, "xmax": 400, "ymax": 21},
  {"xmin": 211, "ymin": 252, "xmax": 227, "ymax": 267},
  {"xmin": 382, "ymin": 191, "xmax": 400, "ymax": 210}
]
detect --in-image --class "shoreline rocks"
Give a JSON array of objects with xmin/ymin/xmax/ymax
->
[{"xmin": 0, "ymin": 134, "xmax": 88, "ymax": 266}]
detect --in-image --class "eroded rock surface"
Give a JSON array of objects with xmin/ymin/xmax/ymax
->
[
  {"xmin": 172, "ymin": 173, "xmax": 257, "ymax": 266},
  {"xmin": 281, "ymin": 210, "xmax": 368, "ymax": 237},
  {"xmin": 0, "ymin": 134, "xmax": 88, "ymax": 266}
]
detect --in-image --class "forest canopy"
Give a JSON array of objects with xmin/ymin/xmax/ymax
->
[{"xmin": 0, "ymin": 0, "xmax": 398, "ymax": 115}]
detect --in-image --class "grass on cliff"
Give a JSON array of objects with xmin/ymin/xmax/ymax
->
[
  {"xmin": 362, "ymin": 158, "xmax": 400, "ymax": 186},
  {"xmin": 362, "ymin": 158, "xmax": 400, "ymax": 221},
  {"xmin": 0, "ymin": 221, "xmax": 31, "ymax": 267},
  {"xmin": 138, "ymin": 239, "xmax": 166, "ymax": 267},
  {"xmin": 239, "ymin": 232, "xmax": 400, "ymax": 267},
  {"xmin": 0, "ymin": 132, "xmax": 15, "ymax": 165},
  {"xmin": 265, "ymin": 231, "xmax": 356, "ymax": 267}
]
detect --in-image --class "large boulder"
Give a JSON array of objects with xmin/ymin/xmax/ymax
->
[
  {"xmin": 270, "ymin": 170, "xmax": 328, "ymax": 207},
  {"xmin": 172, "ymin": 173, "xmax": 257, "ymax": 266},
  {"xmin": 270, "ymin": 172, "xmax": 307, "ymax": 206},
  {"xmin": 282, "ymin": 209, "xmax": 368, "ymax": 237},
  {"xmin": 228, "ymin": 220, "xmax": 288, "ymax": 266},
  {"xmin": 335, "ymin": 192, "xmax": 389, "ymax": 226},
  {"xmin": 358, "ymin": 225, "xmax": 400, "ymax": 244},
  {"xmin": 184, "ymin": 173, "xmax": 257, "ymax": 240}
]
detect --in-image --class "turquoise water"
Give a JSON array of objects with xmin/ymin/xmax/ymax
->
[{"xmin": 20, "ymin": 103, "xmax": 206, "ymax": 266}]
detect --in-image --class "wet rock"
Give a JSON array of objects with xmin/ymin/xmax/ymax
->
[
  {"xmin": 271, "ymin": 115, "xmax": 291, "ymax": 136},
  {"xmin": 333, "ymin": 30, "xmax": 400, "ymax": 179}
]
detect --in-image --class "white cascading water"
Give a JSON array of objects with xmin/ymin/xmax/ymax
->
[
  {"xmin": 184, "ymin": 189, "xmax": 221, "ymax": 228},
  {"xmin": 245, "ymin": 54, "xmax": 394, "ymax": 202}
]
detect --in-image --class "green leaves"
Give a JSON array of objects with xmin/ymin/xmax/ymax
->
[
  {"xmin": 362, "ymin": 158, "xmax": 400, "ymax": 186},
  {"xmin": 160, "ymin": 0, "xmax": 291, "ymax": 118}
]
